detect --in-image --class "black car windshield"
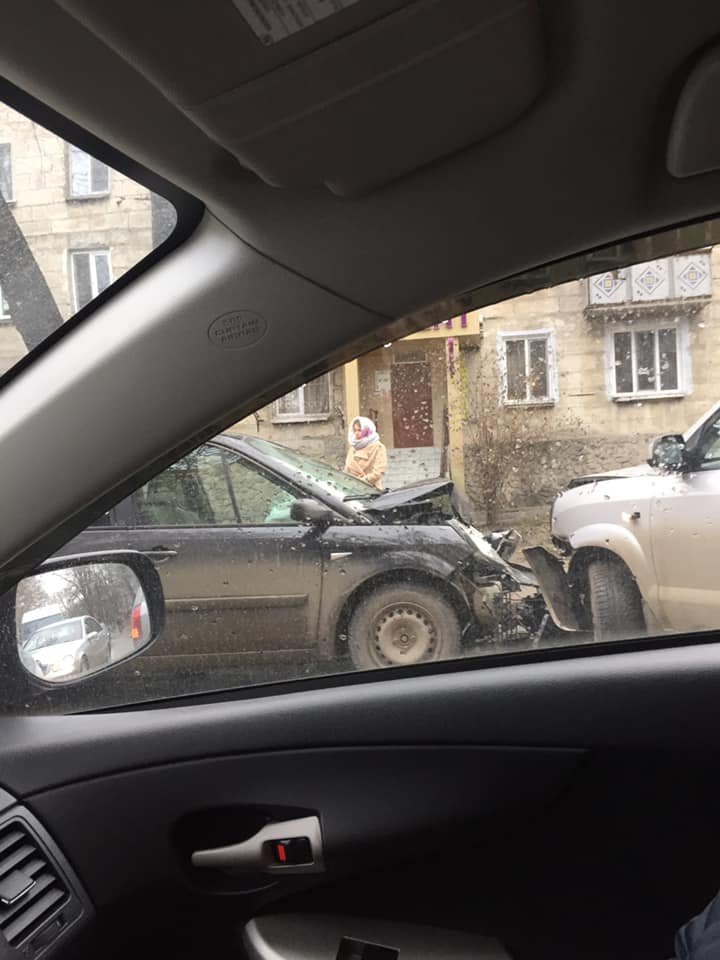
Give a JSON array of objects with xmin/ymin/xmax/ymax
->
[
  {"xmin": 243, "ymin": 436, "xmax": 378, "ymax": 500},
  {"xmin": 25, "ymin": 620, "xmax": 83, "ymax": 651}
]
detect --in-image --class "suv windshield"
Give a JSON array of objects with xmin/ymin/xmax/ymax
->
[{"xmin": 243, "ymin": 435, "xmax": 378, "ymax": 500}]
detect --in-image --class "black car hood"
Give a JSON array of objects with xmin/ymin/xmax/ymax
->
[
  {"xmin": 361, "ymin": 479, "xmax": 472, "ymax": 523},
  {"xmin": 364, "ymin": 479, "xmax": 453, "ymax": 511}
]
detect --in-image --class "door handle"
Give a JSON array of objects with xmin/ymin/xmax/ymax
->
[
  {"xmin": 142, "ymin": 547, "xmax": 178, "ymax": 563},
  {"xmin": 191, "ymin": 815, "xmax": 324, "ymax": 876}
]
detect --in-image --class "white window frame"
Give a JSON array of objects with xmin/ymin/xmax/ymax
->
[
  {"xmin": 272, "ymin": 374, "xmax": 332, "ymax": 423},
  {"xmin": 0, "ymin": 143, "xmax": 13, "ymax": 203},
  {"xmin": 497, "ymin": 329, "xmax": 558, "ymax": 406},
  {"xmin": 69, "ymin": 249, "xmax": 113, "ymax": 312},
  {"xmin": 0, "ymin": 281, "xmax": 10, "ymax": 323},
  {"xmin": 604, "ymin": 316, "xmax": 692, "ymax": 401},
  {"xmin": 67, "ymin": 145, "xmax": 110, "ymax": 199}
]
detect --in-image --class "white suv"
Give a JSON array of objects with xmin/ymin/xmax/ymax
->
[{"xmin": 525, "ymin": 402, "xmax": 720, "ymax": 642}]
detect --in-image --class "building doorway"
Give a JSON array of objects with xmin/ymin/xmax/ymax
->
[{"xmin": 390, "ymin": 359, "xmax": 434, "ymax": 447}]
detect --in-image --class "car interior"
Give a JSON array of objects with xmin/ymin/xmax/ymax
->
[{"xmin": 3, "ymin": 2, "xmax": 720, "ymax": 959}]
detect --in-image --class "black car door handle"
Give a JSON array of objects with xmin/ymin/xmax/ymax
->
[{"xmin": 142, "ymin": 547, "xmax": 178, "ymax": 563}]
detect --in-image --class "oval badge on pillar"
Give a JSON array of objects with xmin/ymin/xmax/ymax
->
[{"xmin": 208, "ymin": 311, "xmax": 268, "ymax": 349}]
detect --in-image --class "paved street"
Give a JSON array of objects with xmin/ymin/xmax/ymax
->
[{"xmin": 110, "ymin": 627, "xmax": 136, "ymax": 664}]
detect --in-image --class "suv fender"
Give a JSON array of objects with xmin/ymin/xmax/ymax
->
[{"xmin": 568, "ymin": 523, "xmax": 663, "ymax": 627}]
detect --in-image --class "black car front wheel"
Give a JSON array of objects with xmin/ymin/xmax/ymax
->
[{"xmin": 348, "ymin": 583, "xmax": 462, "ymax": 670}]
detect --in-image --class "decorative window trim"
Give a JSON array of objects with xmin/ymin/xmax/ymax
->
[
  {"xmin": 496, "ymin": 329, "xmax": 559, "ymax": 406},
  {"xmin": 603, "ymin": 315, "xmax": 693, "ymax": 401},
  {"xmin": 69, "ymin": 248, "xmax": 113, "ymax": 312},
  {"xmin": 587, "ymin": 250, "xmax": 713, "ymax": 306},
  {"xmin": 67, "ymin": 144, "xmax": 111, "ymax": 199},
  {"xmin": 272, "ymin": 375, "xmax": 332, "ymax": 423}
]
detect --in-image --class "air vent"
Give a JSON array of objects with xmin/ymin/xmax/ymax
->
[{"xmin": 0, "ymin": 819, "xmax": 70, "ymax": 948}]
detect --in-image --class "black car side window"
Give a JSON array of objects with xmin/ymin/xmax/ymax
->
[
  {"xmin": 136, "ymin": 446, "xmax": 237, "ymax": 526},
  {"xmin": 225, "ymin": 456, "xmax": 299, "ymax": 525}
]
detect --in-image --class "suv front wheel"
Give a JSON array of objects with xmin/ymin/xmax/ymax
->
[
  {"xmin": 586, "ymin": 555, "xmax": 645, "ymax": 642},
  {"xmin": 348, "ymin": 583, "xmax": 462, "ymax": 669}
]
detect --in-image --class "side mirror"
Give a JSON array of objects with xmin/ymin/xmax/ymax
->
[
  {"xmin": 15, "ymin": 551, "xmax": 164, "ymax": 685},
  {"xmin": 290, "ymin": 498, "xmax": 335, "ymax": 528},
  {"xmin": 648, "ymin": 434, "xmax": 687, "ymax": 471}
]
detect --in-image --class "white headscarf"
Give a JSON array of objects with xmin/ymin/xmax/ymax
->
[{"xmin": 348, "ymin": 416, "xmax": 380, "ymax": 450}]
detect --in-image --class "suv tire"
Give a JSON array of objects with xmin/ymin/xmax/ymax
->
[
  {"xmin": 348, "ymin": 582, "xmax": 462, "ymax": 669},
  {"xmin": 587, "ymin": 556, "xmax": 645, "ymax": 642}
]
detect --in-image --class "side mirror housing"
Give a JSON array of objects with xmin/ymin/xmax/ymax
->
[
  {"xmin": 648, "ymin": 434, "xmax": 687, "ymax": 471},
  {"xmin": 290, "ymin": 499, "xmax": 335, "ymax": 528},
  {"xmin": 15, "ymin": 551, "xmax": 165, "ymax": 685}
]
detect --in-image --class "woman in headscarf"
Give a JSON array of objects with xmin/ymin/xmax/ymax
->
[{"xmin": 344, "ymin": 416, "xmax": 387, "ymax": 490}]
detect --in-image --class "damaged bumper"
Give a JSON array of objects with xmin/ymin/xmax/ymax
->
[{"xmin": 523, "ymin": 546, "xmax": 581, "ymax": 632}]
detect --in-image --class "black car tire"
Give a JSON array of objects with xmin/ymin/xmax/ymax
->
[
  {"xmin": 587, "ymin": 556, "xmax": 645, "ymax": 642},
  {"xmin": 348, "ymin": 582, "xmax": 462, "ymax": 669}
]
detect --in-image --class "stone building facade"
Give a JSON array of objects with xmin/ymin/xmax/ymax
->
[
  {"xmin": 228, "ymin": 367, "xmax": 349, "ymax": 469},
  {"xmin": 230, "ymin": 241, "xmax": 720, "ymax": 535},
  {"xmin": 0, "ymin": 102, "xmax": 156, "ymax": 375},
  {"xmin": 461, "ymin": 245, "xmax": 719, "ymax": 537}
]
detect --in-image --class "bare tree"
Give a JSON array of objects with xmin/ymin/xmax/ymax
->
[
  {"xmin": 55, "ymin": 565, "xmax": 138, "ymax": 630},
  {"xmin": 463, "ymin": 343, "xmax": 585, "ymax": 526},
  {"xmin": 15, "ymin": 576, "xmax": 55, "ymax": 640},
  {"xmin": 0, "ymin": 192, "xmax": 63, "ymax": 351}
]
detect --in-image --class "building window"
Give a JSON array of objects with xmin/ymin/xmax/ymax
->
[
  {"xmin": 0, "ymin": 282, "xmax": 10, "ymax": 323},
  {"xmin": 0, "ymin": 144, "xmax": 13, "ymax": 202},
  {"xmin": 67, "ymin": 145, "xmax": 110, "ymax": 198},
  {"xmin": 272, "ymin": 374, "xmax": 331, "ymax": 422},
  {"xmin": 70, "ymin": 250, "xmax": 113, "ymax": 311},
  {"xmin": 606, "ymin": 319, "xmax": 691, "ymax": 399},
  {"xmin": 498, "ymin": 331, "xmax": 557, "ymax": 405},
  {"xmin": 588, "ymin": 251, "xmax": 712, "ymax": 305}
]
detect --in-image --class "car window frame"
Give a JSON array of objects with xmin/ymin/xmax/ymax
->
[
  {"xmin": 125, "ymin": 443, "xmax": 313, "ymax": 530},
  {"xmin": 222, "ymin": 450, "xmax": 313, "ymax": 528},
  {"xmin": 693, "ymin": 409, "xmax": 720, "ymax": 470},
  {"xmin": 0, "ymin": 77, "xmax": 204, "ymax": 397}
]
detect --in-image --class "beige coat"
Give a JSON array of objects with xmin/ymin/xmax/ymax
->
[{"xmin": 345, "ymin": 440, "xmax": 388, "ymax": 490}]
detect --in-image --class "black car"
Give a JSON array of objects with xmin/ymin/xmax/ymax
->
[{"xmin": 60, "ymin": 435, "xmax": 544, "ymax": 672}]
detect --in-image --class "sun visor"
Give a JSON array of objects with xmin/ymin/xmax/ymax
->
[
  {"xmin": 190, "ymin": 0, "xmax": 545, "ymax": 195},
  {"xmin": 668, "ymin": 44, "xmax": 720, "ymax": 178},
  {"xmin": 57, "ymin": 0, "xmax": 546, "ymax": 197}
]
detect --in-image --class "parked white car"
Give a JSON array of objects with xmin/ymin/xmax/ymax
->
[
  {"xmin": 19, "ymin": 615, "xmax": 113, "ymax": 681},
  {"xmin": 525, "ymin": 402, "xmax": 720, "ymax": 641}
]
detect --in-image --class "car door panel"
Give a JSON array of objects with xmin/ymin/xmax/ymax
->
[
  {"xmin": 651, "ymin": 470, "xmax": 720, "ymax": 632},
  {"xmin": 25, "ymin": 746, "xmax": 583, "ymax": 908},
  {"xmin": 63, "ymin": 447, "xmax": 325, "ymax": 663},
  {"xmin": 3, "ymin": 646, "xmax": 720, "ymax": 960},
  {"xmin": 125, "ymin": 524, "xmax": 322, "ymax": 658}
]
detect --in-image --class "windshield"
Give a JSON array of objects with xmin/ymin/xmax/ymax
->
[
  {"xmin": 0, "ymin": 101, "xmax": 177, "ymax": 380},
  {"xmin": 26, "ymin": 619, "xmax": 82, "ymax": 651},
  {"xmin": 243, "ymin": 435, "xmax": 378, "ymax": 500},
  {"xmin": 21, "ymin": 612, "xmax": 63, "ymax": 643}
]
